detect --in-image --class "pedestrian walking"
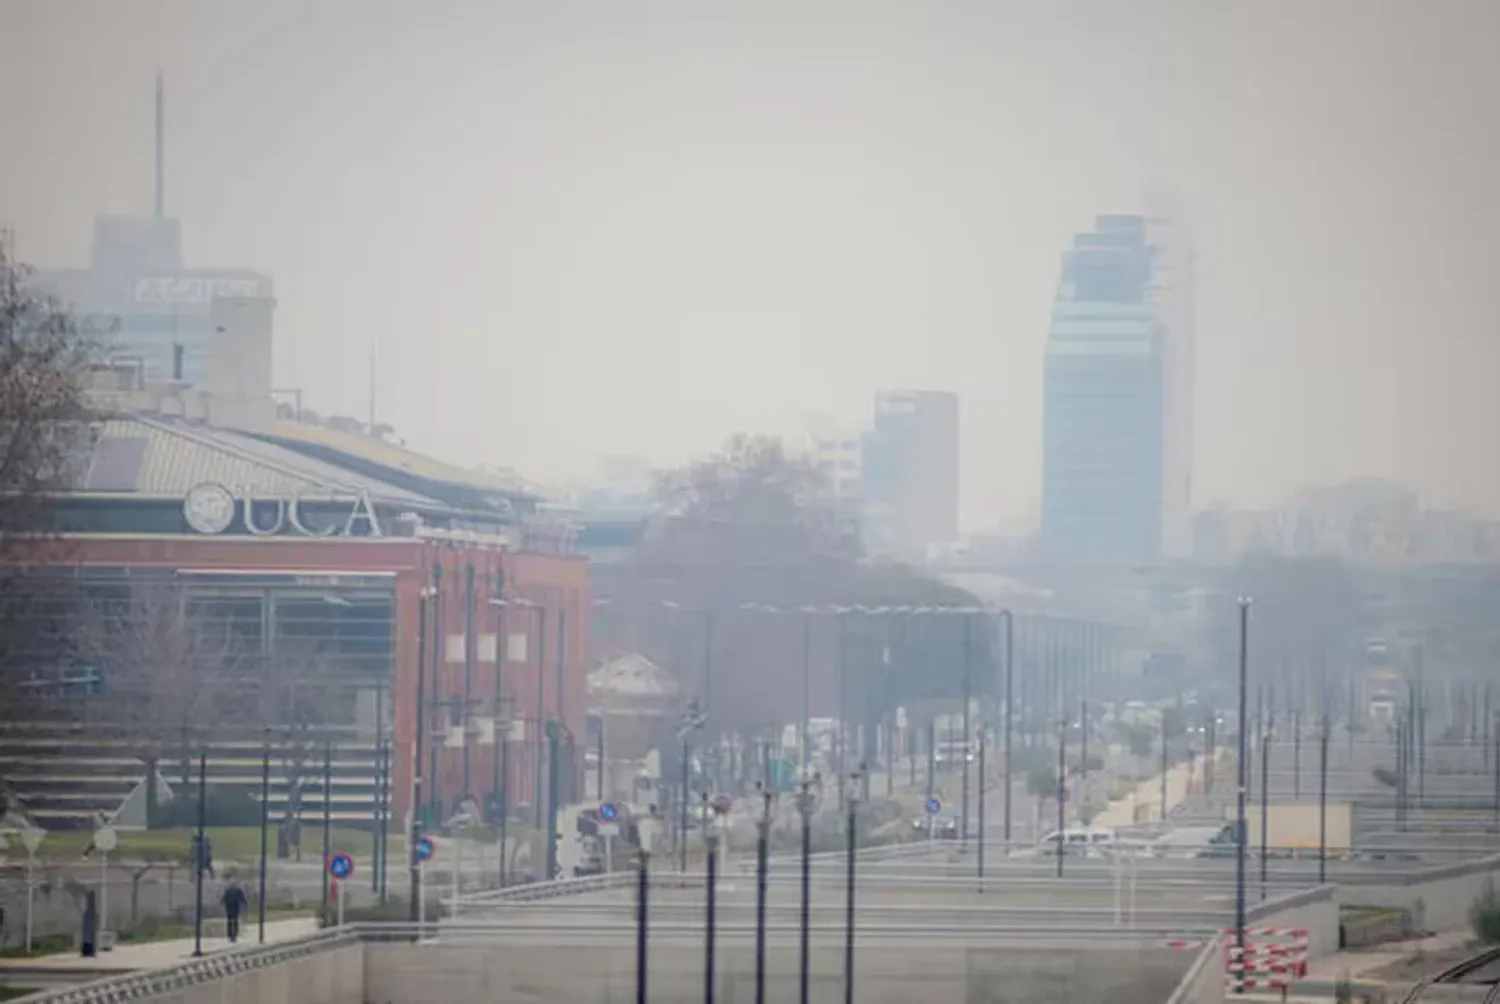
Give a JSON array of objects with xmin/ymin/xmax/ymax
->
[{"xmin": 220, "ymin": 879, "xmax": 248, "ymax": 943}]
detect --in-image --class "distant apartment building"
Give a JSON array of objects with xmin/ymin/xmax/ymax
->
[
  {"xmin": 1040, "ymin": 212, "xmax": 1195, "ymax": 562},
  {"xmin": 811, "ymin": 435, "xmax": 863, "ymax": 505},
  {"xmin": 861, "ymin": 390, "xmax": 960, "ymax": 562},
  {"xmin": 1193, "ymin": 481, "xmax": 1500, "ymax": 565}
]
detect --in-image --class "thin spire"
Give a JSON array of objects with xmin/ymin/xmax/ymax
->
[
  {"xmin": 368, "ymin": 343, "xmax": 378, "ymax": 433},
  {"xmin": 154, "ymin": 71, "xmax": 165, "ymax": 218}
]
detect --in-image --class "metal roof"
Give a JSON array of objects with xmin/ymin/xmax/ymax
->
[
  {"xmin": 75, "ymin": 415, "xmax": 442, "ymax": 506},
  {"xmin": 267, "ymin": 421, "xmax": 539, "ymax": 500}
]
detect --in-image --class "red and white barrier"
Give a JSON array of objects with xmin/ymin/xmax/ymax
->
[{"xmin": 1220, "ymin": 927, "xmax": 1310, "ymax": 993}]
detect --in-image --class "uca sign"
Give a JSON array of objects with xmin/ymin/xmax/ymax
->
[{"xmin": 182, "ymin": 481, "xmax": 384, "ymax": 538}]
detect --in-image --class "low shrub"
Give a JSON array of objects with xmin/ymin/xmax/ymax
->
[{"xmin": 1469, "ymin": 879, "xmax": 1500, "ymax": 944}]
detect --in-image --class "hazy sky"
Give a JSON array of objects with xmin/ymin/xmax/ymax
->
[{"xmin": 3, "ymin": 0, "xmax": 1498, "ymax": 528}]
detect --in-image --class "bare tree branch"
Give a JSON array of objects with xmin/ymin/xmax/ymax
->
[{"xmin": 0, "ymin": 238, "xmax": 102, "ymax": 721}]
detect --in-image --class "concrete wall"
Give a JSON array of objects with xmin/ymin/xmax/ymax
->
[
  {"xmin": 1165, "ymin": 940, "xmax": 1225, "ymax": 1004},
  {"xmin": 363, "ymin": 942, "xmax": 1191, "ymax": 1004},
  {"xmin": 1245, "ymin": 884, "xmax": 1341, "ymax": 958},
  {"xmin": 136, "ymin": 943, "xmax": 364, "ymax": 1004},
  {"xmin": 1336, "ymin": 854, "xmax": 1500, "ymax": 933}
]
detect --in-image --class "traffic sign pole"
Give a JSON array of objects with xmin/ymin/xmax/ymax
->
[
  {"xmin": 326, "ymin": 854, "xmax": 355, "ymax": 928},
  {"xmin": 94, "ymin": 825, "xmax": 117, "ymax": 948},
  {"xmin": 413, "ymin": 837, "xmax": 434, "ymax": 935},
  {"xmin": 21, "ymin": 827, "xmax": 45, "ymax": 955},
  {"xmin": 600, "ymin": 803, "xmax": 619, "ymax": 875}
]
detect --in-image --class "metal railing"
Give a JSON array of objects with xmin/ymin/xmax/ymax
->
[
  {"xmin": 5, "ymin": 921, "xmax": 1226, "ymax": 1003},
  {"xmin": 10, "ymin": 928, "xmax": 359, "ymax": 1004}
]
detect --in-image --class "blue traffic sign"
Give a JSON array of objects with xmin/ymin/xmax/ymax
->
[
  {"xmin": 925, "ymin": 797, "xmax": 942, "ymax": 815},
  {"xmin": 328, "ymin": 852, "xmax": 354, "ymax": 879},
  {"xmin": 599, "ymin": 802, "xmax": 618, "ymax": 823},
  {"xmin": 415, "ymin": 836, "xmax": 435, "ymax": 863}
]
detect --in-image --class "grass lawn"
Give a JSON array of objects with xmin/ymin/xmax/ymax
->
[{"xmin": 37, "ymin": 827, "xmax": 404, "ymax": 865}]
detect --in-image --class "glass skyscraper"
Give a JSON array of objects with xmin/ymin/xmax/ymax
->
[{"xmin": 1041, "ymin": 213, "xmax": 1193, "ymax": 561}]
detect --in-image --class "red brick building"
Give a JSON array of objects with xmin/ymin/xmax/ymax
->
[{"xmin": 4, "ymin": 413, "xmax": 587, "ymax": 831}]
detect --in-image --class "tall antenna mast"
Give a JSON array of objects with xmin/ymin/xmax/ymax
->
[
  {"xmin": 368, "ymin": 343, "xmax": 378, "ymax": 434},
  {"xmin": 154, "ymin": 71, "xmax": 165, "ymax": 218}
]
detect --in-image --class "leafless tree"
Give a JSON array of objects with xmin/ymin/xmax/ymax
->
[
  {"xmin": 1229, "ymin": 553, "xmax": 1366, "ymax": 713},
  {"xmin": 76, "ymin": 582, "xmax": 239, "ymax": 807},
  {"xmin": 0, "ymin": 238, "xmax": 101, "ymax": 714},
  {"xmin": 596, "ymin": 433, "xmax": 990, "ymax": 743},
  {"xmin": 259, "ymin": 643, "xmax": 338, "ymax": 858}
]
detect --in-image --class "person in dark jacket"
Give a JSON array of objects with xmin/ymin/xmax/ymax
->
[{"xmin": 220, "ymin": 880, "xmax": 248, "ymax": 943}]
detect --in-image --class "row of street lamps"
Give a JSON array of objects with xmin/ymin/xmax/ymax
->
[
  {"xmin": 634, "ymin": 767, "xmax": 866, "ymax": 1004},
  {"xmin": 675, "ymin": 602, "xmax": 1020, "ymax": 845},
  {"xmin": 399, "ymin": 581, "xmax": 1119, "ymax": 920}
]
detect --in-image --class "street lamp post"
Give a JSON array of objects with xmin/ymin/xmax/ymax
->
[
  {"xmin": 843, "ymin": 765, "xmax": 863, "ymax": 1004},
  {"xmin": 634, "ymin": 842, "xmax": 650, "ymax": 1004},
  {"xmin": 801, "ymin": 608, "xmax": 814, "ymax": 771},
  {"xmin": 1233, "ymin": 596, "xmax": 1251, "ymax": 993},
  {"xmin": 534, "ymin": 604, "xmax": 547, "ymax": 829},
  {"xmin": 257, "ymin": 727, "xmax": 271, "ymax": 943},
  {"xmin": 703, "ymin": 793, "xmax": 724, "ymax": 1004},
  {"xmin": 677, "ymin": 701, "xmax": 706, "ymax": 872},
  {"xmin": 977, "ymin": 734, "xmax": 987, "ymax": 890},
  {"xmin": 1001, "ymin": 609, "xmax": 1014, "ymax": 847},
  {"xmin": 961, "ymin": 611, "xmax": 973, "ymax": 844},
  {"xmin": 1160, "ymin": 723, "xmax": 1169, "ymax": 823},
  {"xmin": 428, "ymin": 566, "xmax": 445, "ymax": 824},
  {"xmin": 1318, "ymin": 713, "xmax": 1330, "ymax": 884},
  {"xmin": 1079, "ymin": 698, "xmax": 1089, "ymax": 823},
  {"xmin": 753, "ymin": 786, "xmax": 775, "ymax": 1004},
  {"xmin": 1293, "ymin": 707, "xmax": 1302, "ymax": 799},
  {"xmin": 192, "ymin": 751, "xmax": 207, "ymax": 957},
  {"xmin": 1259, "ymin": 714, "xmax": 1271, "ymax": 899},
  {"xmin": 409, "ymin": 584, "xmax": 435, "ymax": 921},
  {"xmin": 796, "ymin": 773, "xmax": 822, "ymax": 1004},
  {"xmin": 1056, "ymin": 713, "xmax": 1066, "ymax": 880},
  {"xmin": 836, "ymin": 608, "xmax": 849, "ymax": 811},
  {"xmin": 461, "ymin": 564, "xmax": 476, "ymax": 800}
]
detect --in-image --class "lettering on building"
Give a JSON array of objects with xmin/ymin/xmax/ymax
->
[
  {"xmin": 183, "ymin": 481, "xmax": 383, "ymax": 538},
  {"xmin": 134, "ymin": 276, "xmax": 264, "ymax": 305}
]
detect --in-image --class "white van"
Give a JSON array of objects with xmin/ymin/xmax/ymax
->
[{"xmin": 1037, "ymin": 826, "xmax": 1116, "ymax": 857}]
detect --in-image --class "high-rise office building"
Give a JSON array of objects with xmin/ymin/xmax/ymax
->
[
  {"xmin": 34, "ymin": 74, "xmax": 275, "ymax": 428},
  {"xmin": 1040, "ymin": 212, "xmax": 1194, "ymax": 561},
  {"xmin": 861, "ymin": 390, "xmax": 959, "ymax": 561}
]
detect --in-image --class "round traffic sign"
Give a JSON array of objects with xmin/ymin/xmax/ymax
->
[
  {"xmin": 328, "ymin": 852, "xmax": 355, "ymax": 879},
  {"xmin": 415, "ymin": 836, "xmax": 435, "ymax": 863},
  {"xmin": 599, "ymin": 802, "xmax": 618, "ymax": 823},
  {"xmin": 925, "ymin": 797, "xmax": 942, "ymax": 815},
  {"xmin": 711, "ymin": 794, "xmax": 732, "ymax": 815},
  {"xmin": 20, "ymin": 826, "xmax": 46, "ymax": 856},
  {"xmin": 93, "ymin": 826, "xmax": 118, "ymax": 854}
]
